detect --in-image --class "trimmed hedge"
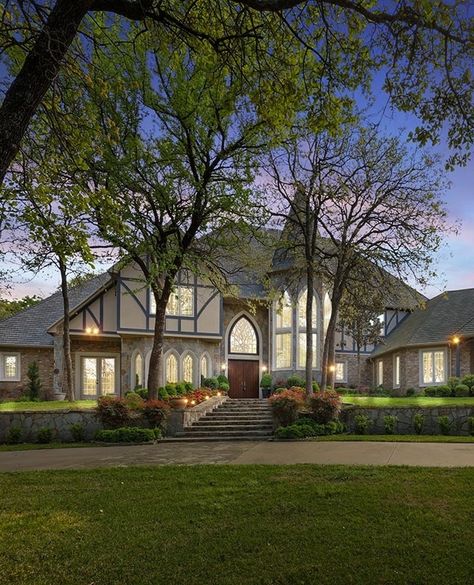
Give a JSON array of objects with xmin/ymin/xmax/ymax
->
[
  {"xmin": 274, "ymin": 418, "xmax": 344, "ymax": 439},
  {"xmin": 95, "ymin": 427, "xmax": 157, "ymax": 443}
]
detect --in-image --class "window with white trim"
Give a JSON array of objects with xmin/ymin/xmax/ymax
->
[
  {"xmin": 150, "ymin": 286, "xmax": 194, "ymax": 316},
  {"xmin": 276, "ymin": 291, "xmax": 292, "ymax": 329},
  {"xmin": 200, "ymin": 354, "xmax": 210, "ymax": 379},
  {"xmin": 420, "ymin": 349, "xmax": 446, "ymax": 385},
  {"xmin": 165, "ymin": 354, "xmax": 179, "ymax": 383},
  {"xmin": 377, "ymin": 359, "xmax": 384, "ymax": 386},
  {"xmin": 335, "ymin": 362, "xmax": 347, "ymax": 383},
  {"xmin": 323, "ymin": 293, "xmax": 332, "ymax": 337},
  {"xmin": 274, "ymin": 291, "xmax": 293, "ymax": 369},
  {"xmin": 0, "ymin": 353, "xmax": 20, "ymax": 381},
  {"xmin": 182, "ymin": 354, "xmax": 194, "ymax": 384},
  {"xmin": 394, "ymin": 355, "xmax": 401, "ymax": 387},
  {"xmin": 275, "ymin": 333, "xmax": 292, "ymax": 369},
  {"xmin": 133, "ymin": 352, "xmax": 143, "ymax": 388}
]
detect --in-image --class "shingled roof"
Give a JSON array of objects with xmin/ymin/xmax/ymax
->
[
  {"xmin": 0, "ymin": 272, "xmax": 112, "ymax": 347},
  {"xmin": 372, "ymin": 288, "xmax": 474, "ymax": 357}
]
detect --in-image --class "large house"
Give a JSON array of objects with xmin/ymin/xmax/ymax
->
[{"xmin": 0, "ymin": 249, "xmax": 473, "ymax": 399}]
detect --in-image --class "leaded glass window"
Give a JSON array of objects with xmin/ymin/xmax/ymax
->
[
  {"xmin": 422, "ymin": 350, "xmax": 446, "ymax": 384},
  {"xmin": 200, "ymin": 355, "xmax": 209, "ymax": 379},
  {"xmin": 377, "ymin": 360, "xmax": 384, "ymax": 386},
  {"xmin": 335, "ymin": 362, "xmax": 346, "ymax": 382},
  {"xmin": 276, "ymin": 292, "xmax": 292, "ymax": 329},
  {"xmin": 298, "ymin": 290, "xmax": 317, "ymax": 328},
  {"xmin": 229, "ymin": 317, "xmax": 258, "ymax": 354},
  {"xmin": 276, "ymin": 333, "xmax": 291, "ymax": 369},
  {"xmin": 134, "ymin": 353, "xmax": 143, "ymax": 387},
  {"xmin": 323, "ymin": 293, "xmax": 332, "ymax": 336},
  {"xmin": 150, "ymin": 286, "xmax": 194, "ymax": 316},
  {"xmin": 298, "ymin": 333, "xmax": 317, "ymax": 368},
  {"xmin": 183, "ymin": 354, "xmax": 194, "ymax": 383},
  {"xmin": 166, "ymin": 354, "xmax": 178, "ymax": 383},
  {"xmin": 3, "ymin": 355, "xmax": 18, "ymax": 379}
]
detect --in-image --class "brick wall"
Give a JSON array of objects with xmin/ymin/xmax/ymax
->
[
  {"xmin": 335, "ymin": 352, "xmax": 372, "ymax": 388},
  {"xmin": 0, "ymin": 346, "xmax": 54, "ymax": 400}
]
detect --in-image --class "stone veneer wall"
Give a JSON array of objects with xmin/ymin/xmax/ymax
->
[
  {"xmin": 342, "ymin": 406, "xmax": 473, "ymax": 435},
  {"xmin": 0, "ymin": 409, "xmax": 101, "ymax": 442},
  {"xmin": 334, "ymin": 352, "xmax": 372, "ymax": 388},
  {"xmin": 0, "ymin": 347, "xmax": 54, "ymax": 400}
]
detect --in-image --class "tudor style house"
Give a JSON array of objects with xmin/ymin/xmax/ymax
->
[{"xmin": 0, "ymin": 247, "xmax": 473, "ymax": 399}]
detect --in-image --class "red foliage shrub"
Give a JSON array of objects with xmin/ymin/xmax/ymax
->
[
  {"xmin": 308, "ymin": 390, "xmax": 342, "ymax": 424},
  {"xmin": 143, "ymin": 399, "xmax": 170, "ymax": 427},
  {"xmin": 96, "ymin": 396, "xmax": 130, "ymax": 429},
  {"xmin": 269, "ymin": 389, "xmax": 305, "ymax": 426}
]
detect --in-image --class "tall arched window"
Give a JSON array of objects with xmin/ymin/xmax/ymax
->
[
  {"xmin": 133, "ymin": 352, "xmax": 143, "ymax": 388},
  {"xmin": 200, "ymin": 354, "xmax": 210, "ymax": 379},
  {"xmin": 182, "ymin": 354, "xmax": 194, "ymax": 384},
  {"xmin": 165, "ymin": 353, "xmax": 178, "ymax": 383},
  {"xmin": 323, "ymin": 292, "xmax": 332, "ymax": 337},
  {"xmin": 298, "ymin": 289, "xmax": 317, "ymax": 368},
  {"xmin": 275, "ymin": 291, "xmax": 292, "ymax": 369},
  {"xmin": 229, "ymin": 316, "xmax": 258, "ymax": 355}
]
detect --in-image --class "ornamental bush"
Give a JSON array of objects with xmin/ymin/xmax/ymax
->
[
  {"xmin": 142, "ymin": 399, "xmax": 170, "ymax": 428},
  {"xmin": 6, "ymin": 426, "xmax": 22, "ymax": 444},
  {"xmin": 438, "ymin": 415, "xmax": 452, "ymax": 435},
  {"xmin": 454, "ymin": 384, "xmax": 470, "ymax": 397},
  {"xmin": 124, "ymin": 392, "xmax": 145, "ymax": 410},
  {"xmin": 424, "ymin": 386, "xmax": 437, "ymax": 397},
  {"xmin": 69, "ymin": 423, "xmax": 85, "ymax": 442},
  {"xmin": 286, "ymin": 375, "xmax": 306, "ymax": 388},
  {"xmin": 27, "ymin": 361, "xmax": 42, "ymax": 401},
  {"xmin": 202, "ymin": 377, "xmax": 219, "ymax": 389},
  {"xmin": 413, "ymin": 413, "xmax": 424, "ymax": 435},
  {"xmin": 308, "ymin": 390, "xmax": 341, "ymax": 424},
  {"xmin": 468, "ymin": 417, "xmax": 474, "ymax": 436},
  {"xmin": 384, "ymin": 415, "xmax": 398, "ymax": 435},
  {"xmin": 447, "ymin": 376, "xmax": 460, "ymax": 393},
  {"xmin": 354, "ymin": 414, "xmax": 372, "ymax": 435},
  {"xmin": 269, "ymin": 389, "xmax": 305, "ymax": 426},
  {"xmin": 436, "ymin": 385, "xmax": 452, "ymax": 397},
  {"xmin": 37, "ymin": 427, "xmax": 54, "ymax": 444},
  {"xmin": 96, "ymin": 396, "xmax": 130, "ymax": 429},
  {"xmin": 461, "ymin": 374, "xmax": 474, "ymax": 391},
  {"xmin": 274, "ymin": 418, "xmax": 344, "ymax": 439},
  {"xmin": 95, "ymin": 427, "xmax": 156, "ymax": 443}
]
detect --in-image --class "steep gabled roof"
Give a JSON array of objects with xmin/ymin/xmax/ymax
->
[
  {"xmin": 372, "ymin": 288, "xmax": 474, "ymax": 357},
  {"xmin": 0, "ymin": 273, "xmax": 112, "ymax": 347}
]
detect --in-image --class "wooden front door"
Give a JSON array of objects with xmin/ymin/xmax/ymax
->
[{"xmin": 228, "ymin": 359, "xmax": 260, "ymax": 398}]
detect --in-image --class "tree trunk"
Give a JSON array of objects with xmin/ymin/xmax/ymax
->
[
  {"xmin": 305, "ymin": 264, "xmax": 314, "ymax": 395},
  {"xmin": 147, "ymin": 294, "xmax": 168, "ymax": 399},
  {"xmin": 59, "ymin": 259, "xmax": 75, "ymax": 401},
  {"xmin": 320, "ymin": 290, "xmax": 342, "ymax": 390},
  {"xmin": 0, "ymin": 0, "xmax": 91, "ymax": 184}
]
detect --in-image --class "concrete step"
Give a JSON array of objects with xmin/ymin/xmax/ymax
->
[
  {"xmin": 163, "ymin": 436, "xmax": 271, "ymax": 442},
  {"xmin": 178, "ymin": 429, "xmax": 273, "ymax": 438},
  {"xmin": 201, "ymin": 416, "xmax": 273, "ymax": 423},
  {"xmin": 217, "ymin": 408, "xmax": 272, "ymax": 413},
  {"xmin": 188, "ymin": 423, "xmax": 273, "ymax": 432}
]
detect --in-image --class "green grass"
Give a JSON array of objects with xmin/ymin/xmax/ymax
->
[
  {"xmin": 0, "ymin": 400, "xmax": 96, "ymax": 411},
  {"xmin": 342, "ymin": 395, "xmax": 474, "ymax": 408},
  {"xmin": 0, "ymin": 465, "xmax": 472, "ymax": 585},
  {"xmin": 310, "ymin": 434, "xmax": 474, "ymax": 443},
  {"xmin": 0, "ymin": 442, "xmax": 96, "ymax": 452}
]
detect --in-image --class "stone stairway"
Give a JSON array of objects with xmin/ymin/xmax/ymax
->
[{"xmin": 172, "ymin": 399, "xmax": 274, "ymax": 441}]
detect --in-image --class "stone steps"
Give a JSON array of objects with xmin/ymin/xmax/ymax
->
[{"xmin": 177, "ymin": 399, "xmax": 274, "ymax": 441}]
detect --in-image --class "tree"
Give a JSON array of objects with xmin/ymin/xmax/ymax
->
[
  {"xmin": 0, "ymin": 1, "xmax": 472, "ymax": 183},
  {"xmin": 0, "ymin": 295, "xmax": 42, "ymax": 320},
  {"xmin": 266, "ymin": 126, "xmax": 450, "ymax": 390},
  {"xmin": 63, "ymin": 22, "xmax": 275, "ymax": 395}
]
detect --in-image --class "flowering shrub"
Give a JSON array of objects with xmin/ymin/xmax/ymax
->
[
  {"xmin": 96, "ymin": 396, "xmax": 131, "ymax": 429},
  {"xmin": 143, "ymin": 400, "xmax": 170, "ymax": 428},
  {"xmin": 268, "ymin": 389, "xmax": 305, "ymax": 426},
  {"xmin": 184, "ymin": 388, "xmax": 223, "ymax": 406},
  {"xmin": 308, "ymin": 390, "xmax": 341, "ymax": 424}
]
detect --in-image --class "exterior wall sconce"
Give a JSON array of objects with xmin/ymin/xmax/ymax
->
[
  {"xmin": 85, "ymin": 327, "xmax": 100, "ymax": 335},
  {"xmin": 221, "ymin": 363, "xmax": 226, "ymax": 371},
  {"xmin": 262, "ymin": 365, "xmax": 267, "ymax": 372},
  {"xmin": 328, "ymin": 364, "xmax": 336, "ymax": 373},
  {"xmin": 451, "ymin": 335, "xmax": 461, "ymax": 376}
]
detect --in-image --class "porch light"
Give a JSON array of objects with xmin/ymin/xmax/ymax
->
[
  {"xmin": 93, "ymin": 327, "xmax": 99, "ymax": 335},
  {"xmin": 328, "ymin": 364, "xmax": 336, "ymax": 373},
  {"xmin": 221, "ymin": 363, "xmax": 226, "ymax": 371},
  {"xmin": 452, "ymin": 335, "xmax": 461, "ymax": 345},
  {"xmin": 86, "ymin": 327, "xmax": 92, "ymax": 334},
  {"xmin": 262, "ymin": 365, "xmax": 267, "ymax": 372}
]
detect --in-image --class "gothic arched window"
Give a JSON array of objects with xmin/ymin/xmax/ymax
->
[{"xmin": 229, "ymin": 317, "xmax": 258, "ymax": 355}]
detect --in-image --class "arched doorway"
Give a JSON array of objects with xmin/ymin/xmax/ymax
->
[{"xmin": 226, "ymin": 314, "xmax": 261, "ymax": 398}]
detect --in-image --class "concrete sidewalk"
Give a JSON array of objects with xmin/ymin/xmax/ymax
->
[{"xmin": 0, "ymin": 440, "xmax": 473, "ymax": 471}]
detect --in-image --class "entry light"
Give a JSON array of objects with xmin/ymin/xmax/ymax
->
[
  {"xmin": 262, "ymin": 365, "xmax": 267, "ymax": 372},
  {"xmin": 328, "ymin": 364, "xmax": 336, "ymax": 373},
  {"xmin": 86, "ymin": 327, "xmax": 92, "ymax": 334},
  {"xmin": 221, "ymin": 364, "xmax": 226, "ymax": 371},
  {"xmin": 93, "ymin": 327, "xmax": 99, "ymax": 335},
  {"xmin": 452, "ymin": 335, "xmax": 461, "ymax": 345}
]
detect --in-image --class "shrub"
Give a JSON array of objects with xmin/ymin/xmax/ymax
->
[
  {"xmin": 447, "ymin": 377, "xmax": 460, "ymax": 393},
  {"xmin": 468, "ymin": 417, "xmax": 474, "ymax": 436},
  {"xmin": 312, "ymin": 381, "xmax": 320, "ymax": 393},
  {"xmin": 6, "ymin": 426, "xmax": 22, "ymax": 444},
  {"xmin": 260, "ymin": 373, "xmax": 273, "ymax": 389},
  {"xmin": 268, "ymin": 389, "xmax": 305, "ymax": 426},
  {"xmin": 384, "ymin": 415, "xmax": 398, "ymax": 435},
  {"xmin": 335, "ymin": 387, "xmax": 352, "ymax": 396},
  {"xmin": 406, "ymin": 388, "xmax": 416, "ymax": 397},
  {"xmin": 219, "ymin": 382, "xmax": 230, "ymax": 393},
  {"xmin": 274, "ymin": 418, "xmax": 344, "ymax": 439},
  {"xmin": 460, "ymin": 374, "xmax": 474, "ymax": 391},
  {"xmin": 370, "ymin": 386, "xmax": 390, "ymax": 397},
  {"xmin": 124, "ymin": 392, "xmax": 145, "ymax": 410},
  {"xmin": 274, "ymin": 425, "xmax": 305, "ymax": 439},
  {"xmin": 424, "ymin": 386, "xmax": 437, "ymax": 397},
  {"xmin": 217, "ymin": 374, "xmax": 229, "ymax": 389},
  {"xmin": 438, "ymin": 415, "xmax": 452, "ymax": 435},
  {"xmin": 413, "ymin": 413, "xmax": 424, "ymax": 435},
  {"xmin": 143, "ymin": 399, "xmax": 170, "ymax": 428},
  {"xmin": 69, "ymin": 423, "xmax": 85, "ymax": 442},
  {"xmin": 436, "ymin": 385, "xmax": 452, "ymax": 397},
  {"xmin": 354, "ymin": 414, "xmax": 372, "ymax": 435},
  {"xmin": 202, "ymin": 377, "xmax": 218, "ymax": 389},
  {"xmin": 308, "ymin": 390, "xmax": 341, "ymax": 424},
  {"xmin": 165, "ymin": 383, "xmax": 177, "ymax": 396},
  {"xmin": 157, "ymin": 387, "xmax": 169, "ymax": 400},
  {"xmin": 134, "ymin": 387, "xmax": 149, "ymax": 399},
  {"xmin": 286, "ymin": 375, "xmax": 306, "ymax": 388},
  {"xmin": 175, "ymin": 383, "xmax": 186, "ymax": 396},
  {"xmin": 27, "ymin": 361, "xmax": 42, "ymax": 401},
  {"xmin": 454, "ymin": 384, "xmax": 470, "ymax": 397},
  {"xmin": 184, "ymin": 381, "xmax": 194, "ymax": 392},
  {"xmin": 96, "ymin": 396, "xmax": 130, "ymax": 429},
  {"xmin": 37, "ymin": 427, "xmax": 54, "ymax": 443},
  {"xmin": 153, "ymin": 427, "xmax": 163, "ymax": 440},
  {"xmin": 95, "ymin": 427, "xmax": 155, "ymax": 443}
]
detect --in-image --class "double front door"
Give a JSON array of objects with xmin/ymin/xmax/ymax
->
[
  {"xmin": 228, "ymin": 359, "xmax": 260, "ymax": 399},
  {"xmin": 81, "ymin": 356, "xmax": 117, "ymax": 398}
]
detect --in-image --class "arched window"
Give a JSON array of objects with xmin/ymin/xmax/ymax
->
[
  {"xmin": 165, "ymin": 353, "xmax": 178, "ymax": 384},
  {"xmin": 182, "ymin": 354, "xmax": 194, "ymax": 384},
  {"xmin": 298, "ymin": 289, "xmax": 317, "ymax": 368},
  {"xmin": 229, "ymin": 316, "xmax": 258, "ymax": 355},
  {"xmin": 200, "ymin": 354, "xmax": 210, "ymax": 379},
  {"xmin": 133, "ymin": 352, "xmax": 143, "ymax": 388},
  {"xmin": 276, "ymin": 291, "xmax": 292, "ymax": 329},
  {"xmin": 323, "ymin": 292, "xmax": 332, "ymax": 337}
]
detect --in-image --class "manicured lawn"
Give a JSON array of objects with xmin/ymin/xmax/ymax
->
[
  {"xmin": 0, "ymin": 442, "xmax": 94, "ymax": 452},
  {"xmin": 310, "ymin": 434, "xmax": 474, "ymax": 443},
  {"xmin": 342, "ymin": 395, "xmax": 474, "ymax": 408},
  {"xmin": 0, "ymin": 465, "xmax": 472, "ymax": 585},
  {"xmin": 0, "ymin": 400, "xmax": 96, "ymax": 411}
]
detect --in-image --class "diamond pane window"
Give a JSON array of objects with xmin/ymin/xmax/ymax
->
[
  {"xmin": 298, "ymin": 333, "xmax": 317, "ymax": 368},
  {"xmin": 4, "ymin": 355, "xmax": 18, "ymax": 379},
  {"xmin": 276, "ymin": 292, "xmax": 292, "ymax": 329},
  {"xmin": 200, "ymin": 355, "xmax": 209, "ymax": 379},
  {"xmin": 335, "ymin": 362, "xmax": 346, "ymax": 382},
  {"xmin": 230, "ymin": 317, "xmax": 258, "ymax": 355},
  {"xmin": 276, "ymin": 333, "xmax": 291, "ymax": 369},
  {"xmin": 298, "ymin": 290, "xmax": 317, "ymax": 329},
  {"xmin": 183, "ymin": 354, "xmax": 194, "ymax": 383},
  {"xmin": 166, "ymin": 354, "xmax": 178, "ymax": 383},
  {"xmin": 134, "ymin": 353, "xmax": 143, "ymax": 387}
]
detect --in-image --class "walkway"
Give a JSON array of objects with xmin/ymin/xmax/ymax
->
[{"xmin": 0, "ymin": 440, "xmax": 473, "ymax": 471}]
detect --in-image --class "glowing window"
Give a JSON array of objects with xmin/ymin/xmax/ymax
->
[
  {"xmin": 275, "ymin": 292, "xmax": 292, "ymax": 329},
  {"xmin": 298, "ymin": 290, "xmax": 317, "ymax": 329},
  {"xmin": 229, "ymin": 317, "xmax": 258, "ymax": 355},
  {"xmin": 134, "ymin": 353, "xmax": 143, "ymax": 387},
  {"xmin": 166, "ymin": 354, "xmax": 178, "ymax": 383},
  {"xmin": 275, "ymin": 333, "xmax": 292, "ymax": 369},
  {"xmin": 298, "ymin": 333, "xmax": 317, "ymax": 368},
  {"xmin": 183, "ymin": 354, "xmax": 194, "ymax": 383}
]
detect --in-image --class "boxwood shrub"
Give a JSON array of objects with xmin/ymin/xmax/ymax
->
[
  {"xmin": 95, "ymin": 427, "xmax": 156, "ymax": 443},
  {"xmin": 454, "ymin": 384, "xmax": 470, "ymax": 397}
]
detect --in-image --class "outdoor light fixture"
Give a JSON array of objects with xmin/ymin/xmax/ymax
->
[
  {"xmin": 93, "ymin": 327, "xmax": 99, "ymax": 335},
  {"xmin": 452, "ymin": 335, "xmax": 461, "ymax": 345},
  {"xmin": 205, "ymin": 395, "xmax": 210, "ymax": 400},
  {"xmin": 329, "ymin": 364, "xmax": 336, "ymax": 373},
  {"xmin": 262, "ymin": 365, "xmax": 267, "ymax": 372},
  {"xmin": 86, "ymin": 327, "xmax": 92, "ymax": 334},
  {"xmin": 190, "ymin": 400, "xmax": 196, "ymax": 405},
  {"xmin": 217, "ymin": 391, "xmax": 221, "ymax": 396},
  {"xmin": 221, "ymin": 363, "xmax": 226, "ymax": 370}
]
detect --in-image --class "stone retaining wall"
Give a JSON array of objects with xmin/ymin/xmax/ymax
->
[
  {"xmin": 0, "ymin": 410, "xmax": 101, "ymax": 443},
  {"xmin": 342, "ymin": 406, "xmax": 473, "ymax": 435},
  {"xmin": 167, "ymin": 395, "xmax": 228, "ymax": 436}
]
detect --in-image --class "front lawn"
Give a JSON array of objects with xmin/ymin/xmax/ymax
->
[
  {"xmin": 0, "ymin": 465, "xmax": 472, "ymax": 585},
  {"xmin": 310, "ymin": 434, "xmax": 474, "ymax": 443},
  {"xmin": 342, "ymin": 395, "xmax": 474, "ymax": 408},
  {"xmin": 0, "ymin": 400, "xmax": 96, "ymax": 411}
]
